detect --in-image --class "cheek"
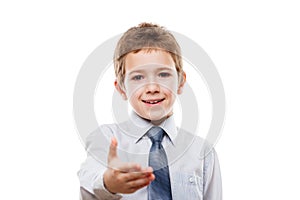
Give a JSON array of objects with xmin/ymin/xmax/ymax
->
[
  {"xmin": 161, "ymin": 83, "xmax": 178, "ymax": 97},
  {"xmin": 162, "ymin": 89, "xmax": 177, "ymax": 105},
  {"xmin": 159, "ymin": 79, "xmax": 178, "ymax": 93},
  {"xmin": 127, "ymin": 87, "xmax": 143, "ymax": 102},
  {"xmin": 124, "ymin": 80, "xmax": 145, "ymax": 97}
]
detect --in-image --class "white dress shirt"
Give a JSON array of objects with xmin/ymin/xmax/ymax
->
[{"xmin": 78, "ymin": 112, "xmax": 222, "ymax": 200}]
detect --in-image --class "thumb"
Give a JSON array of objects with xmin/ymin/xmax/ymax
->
[{"xmin": 108, "ymin": 137, "xmax": 118, "ymax": 162}]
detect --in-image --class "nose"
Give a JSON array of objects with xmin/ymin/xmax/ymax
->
[{"xmin": 145, "ymin": 82, "xmax": 160, "ymax": 94}]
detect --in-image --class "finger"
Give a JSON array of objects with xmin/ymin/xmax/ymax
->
[
  {"xmin": 126, "ymin": 175, "xmax": 155, "ymax": 190},
  {"xmin": 141, "ymin": 166, "xmax": 153, "ymax": 173},
  {"xmin": 124, "ymin": 167, "xmax": 153, "ymax": 181},
  {"xmin": 108, "ymin": 137, "xmax": 118, "ymax": 161},
  {"xmin": 118, "ymin": 164, "xmax": 153, "ymax": 174},
  {"xmin": 122, "ymin": 171, "xmax": 153, "ymax": 182},
  {"xmin": 118, "ymin": 162, "xmax": 141, "ymax": 172}
]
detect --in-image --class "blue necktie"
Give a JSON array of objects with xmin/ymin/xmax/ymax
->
[{"xmin": 147, "ymin": 127, "xmax": 172, "ymax": 200}]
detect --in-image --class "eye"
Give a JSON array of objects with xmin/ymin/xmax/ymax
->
[
  {"xmin": 159, "ymin": 72, "xmax": 171, "ymax": 78},
  {"xmin": 132, "ymin": 75, "xmax": 144, "ymax": 80}
]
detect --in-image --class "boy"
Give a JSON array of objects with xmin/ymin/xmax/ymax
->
[{"xmin": 78, "ymin": 23, "xmax": 222, "ymax": 200}]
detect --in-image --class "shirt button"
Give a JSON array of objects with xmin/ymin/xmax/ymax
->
[{"xmin": 189, "ymin": 177, "xmax": 194, "ymax": 183}]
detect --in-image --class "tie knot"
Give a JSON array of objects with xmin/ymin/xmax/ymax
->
[{"xmin": 147, "ymin": 126, "xmax": 164, "ymax": 143}]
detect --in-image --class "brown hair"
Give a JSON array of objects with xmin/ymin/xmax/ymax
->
[{"xmin": 114, "ymin": 22, "xmax": 183, "ymax": 87}]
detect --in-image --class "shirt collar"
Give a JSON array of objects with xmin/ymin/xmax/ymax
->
[{"xmin": 128, "ymin": 112, "xmax": 177, "ymax": 144}]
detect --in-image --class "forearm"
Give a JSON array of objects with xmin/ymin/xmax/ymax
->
[{"xmin": 203, "ymin": 149, "xmax": 222, "ymax": 200}]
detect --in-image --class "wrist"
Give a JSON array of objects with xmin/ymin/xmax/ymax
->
[
  {"xmin": 103, "ymin": 170, "xmax": 116, "ymax": 194},
  {"xmin": 93, "ymin": 171, "xmax": 122, "ymax": 199}
]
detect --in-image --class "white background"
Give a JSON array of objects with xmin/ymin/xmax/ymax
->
[{"xmin": 1, "ymin": 0, "xmax": 299, "ymax": 199}]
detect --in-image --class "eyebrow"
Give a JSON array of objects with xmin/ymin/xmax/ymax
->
[{"xmin": 127, "ymin": 67, "xmax": 175, "ymax": 76}]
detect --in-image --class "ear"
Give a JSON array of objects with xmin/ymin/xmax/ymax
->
[
  {"xmin": 114, "ymin": 80, "xmax": 128, "ymax": 100},
  {"xmin": 177, "ymin": 71, "xmax": 186, "ymax": 95}
]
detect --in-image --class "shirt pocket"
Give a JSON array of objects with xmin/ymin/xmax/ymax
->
[{"xmin": 171, "ymin": 172, "xmax": 203, "ymax": 200}]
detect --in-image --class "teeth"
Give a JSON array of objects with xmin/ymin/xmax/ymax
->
[
  {"xmin": 143, "ymin": 99, "xmax": 163, "ymax": 104},
  {"xmin": 148, "ymin": 100, "xmax": 158, "ymax": 104}
]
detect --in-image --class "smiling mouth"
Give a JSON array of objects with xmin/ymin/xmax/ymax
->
[{"xmin": 142, "ymin": 98, "xmax": 165, "ymax": 105}]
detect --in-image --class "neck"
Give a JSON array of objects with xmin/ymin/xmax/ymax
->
[{"xmin": 151, "ymin": 117, "xmax": 167, "ymax": 126}]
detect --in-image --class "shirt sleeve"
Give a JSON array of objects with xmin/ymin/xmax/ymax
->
[
  {"xmin": 203, "ymin": 148, "xmax": 222, "ymax": 200},
  {"xmin": 78, "ymin": 126, "xmax": 123, "ymax": 200}
]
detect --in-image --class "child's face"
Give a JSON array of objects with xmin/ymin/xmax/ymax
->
[{"xmin": 115, "ymin": 50, "xmax": 186, "ymax": 123}]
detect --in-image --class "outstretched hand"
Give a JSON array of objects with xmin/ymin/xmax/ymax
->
[{"xmin": 103, "ymin": 137, "xmax": 155, "ymax": 194}]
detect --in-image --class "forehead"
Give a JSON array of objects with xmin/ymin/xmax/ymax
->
[{"xmin": 124, "ymin": 50, "xmax": 175, "ymax": 72}]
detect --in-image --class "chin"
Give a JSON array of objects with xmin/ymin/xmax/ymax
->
[{"xmin": 145, "ymin": 110, "xmax": 172, "ymax": 123}]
